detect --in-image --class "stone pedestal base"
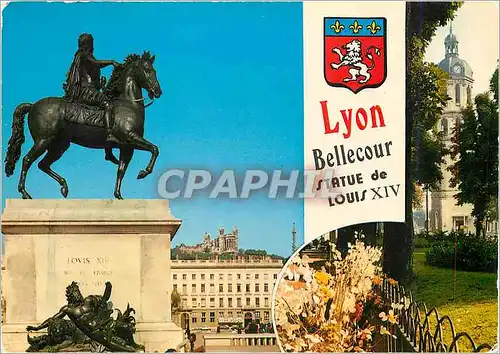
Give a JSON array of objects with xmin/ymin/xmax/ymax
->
[
  {"xmin": 1, "ymin": 199, "xmax": 183, "ymax": 352},
  {"xmin": 2, "ymin": 324, "xmax": 33, "ymax": 353},
  {"xmin": 1, "ymin": 323, "xmax": 184, "ymax": 353},
  {"xmin": 136, "ymin": 322, "xmax": 184, "ymax": 352}
]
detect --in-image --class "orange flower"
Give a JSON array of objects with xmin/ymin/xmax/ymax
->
[
  {"xmin": 287, "ymin": 280, "xmax": 306, "ymax": 290},
  {"xmin": 315, "ymin": 271, "xmax": 329, "ymax": 285},
  {"xmin": 372, "ymin": 276, "xmax": 383, "ymax": 286},
  {"xmin": 358, "ymin": 328, "xmax": 372, "ymax": 341},
  {"xmin": 387, "ymin": 278, "xmax": 398, "ymax": 286},
  {"xmin": 351, "ymin": 301, "xmax": 364, "ymax": 323}
]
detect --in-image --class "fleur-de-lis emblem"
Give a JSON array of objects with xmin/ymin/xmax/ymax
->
[
  {"xmin": 367, "ymin": 20, "xmax": 381, "ymax": 35},
  {"xmin": 330, "ymin": 20, "xmax": 344, "ymax": 34},
  {"xmin": 349, "ymin": 20, "xmax": 362, "ymax": 34}
]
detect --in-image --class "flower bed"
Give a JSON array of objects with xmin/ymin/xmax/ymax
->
[{"xmin": 274, "ymin": 234, "xmax": 408, "ymax": 352}]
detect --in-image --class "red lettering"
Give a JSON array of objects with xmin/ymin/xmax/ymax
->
[
  {"xmin": 320, "ymin": 101, "xmax": 339, "ymax": 134},
  {"xmin": 356, "ymin": 108, "xmax": 368, "ymax": 130},
  {"xmin": 370, "ymin": 105, "xmax": 386, "ymax": 127},
  {"xmin": 319, "ymin": 102, "xmax": 386, "ymax": 139},
  {"xmin": 340, "ymin": 109, "xmax": 353, "ymax": 138}
]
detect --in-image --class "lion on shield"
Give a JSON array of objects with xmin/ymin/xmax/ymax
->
[{"xmin": 329, "ymin": 39, "xmax": 380, "ymax": 84}]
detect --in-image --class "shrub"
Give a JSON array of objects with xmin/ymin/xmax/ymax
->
[
  {"xmin": 414, "ymin": 232, "xmax": 430, "ymax": 248},
  {"xmin": 427, "ymin": 230, "xmax": 451, "ymax": 243},
  {"xmin": 426, "ymin": 233, "xmax": 498, "ymax": 273},
  {"xmin": 425, "ymin": 241, "xmax": 454, "ymax": 267},
  {"xmin": 413, "ymin": 230, "xmax": 460, "ymax": 249}
]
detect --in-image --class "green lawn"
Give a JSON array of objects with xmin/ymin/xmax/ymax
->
[{"xmin": 410, "ymin": 249, "xmax": 498, "ymax": 349}]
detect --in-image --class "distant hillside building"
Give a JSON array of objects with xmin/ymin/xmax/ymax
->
[{"xmin": 177, "ymin": 227, "xmax": 239, "ymax": 254}]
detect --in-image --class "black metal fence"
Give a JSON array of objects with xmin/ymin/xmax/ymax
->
[{"xmin": 381, "ymin": 279, "xmax": 494, "ymax": 352}]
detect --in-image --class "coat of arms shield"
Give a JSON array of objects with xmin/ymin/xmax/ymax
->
[{"xmin": 324, "ymin": 17, "xmax": 387, "ymax": 93}]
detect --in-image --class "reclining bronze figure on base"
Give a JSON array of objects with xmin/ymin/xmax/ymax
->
[{"xmin": 26, "ymin": 281, "xmax": 145, "ymax": 352}]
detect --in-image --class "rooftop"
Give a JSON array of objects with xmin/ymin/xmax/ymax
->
[
  {"xmin": 171, "ymin": 257, "xmax": 284, "ymax": 269},
  {"xmin": 437, "ymin": 22, "xmax": 473, "ymax": 80}
]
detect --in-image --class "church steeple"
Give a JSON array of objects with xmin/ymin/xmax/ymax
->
[
  {"xmin": 438, "ymin": 20, "xmax": 473, "ymax": 81},
  {"xmin": 445, "ymin": 22, "xmax": 459, "ymax": 58}
]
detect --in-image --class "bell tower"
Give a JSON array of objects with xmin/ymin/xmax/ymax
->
[
  {"xmin": 430, "ymin": 22, "xmax": 475, "ymax": 233},
  {"xmin": 444, "ymin": 22, "xmax": 459, "ymax": 58}
]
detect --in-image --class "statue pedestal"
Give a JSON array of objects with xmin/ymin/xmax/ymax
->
[{"xmin": 1, "ymin": 199, "xmax": 184, "ymax": 352}]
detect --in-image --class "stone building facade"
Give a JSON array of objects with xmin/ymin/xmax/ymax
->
[
  {"xmin": 1, "ymin": 258, "xmax": 5, "ymax": 324},
  {"xmin": 171, "ymin": 256, "xmax": 283, "ymax": 329},
  {"xmin": 429, "ymin": 25, "xmax": 498, "ymax": 235}
]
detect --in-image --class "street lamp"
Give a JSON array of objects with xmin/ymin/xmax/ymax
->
[{"xmin": 425, "ymin": 185, "xmax": 430, "ymax": 234}]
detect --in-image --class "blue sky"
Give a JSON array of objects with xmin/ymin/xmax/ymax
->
[
  {"xmin": 1, "ymin": 1, "xmax": 304, "ymax": 256},
  {"xmin": 424, "ymin": 1, "xmax": 499, "ymax": 97}
]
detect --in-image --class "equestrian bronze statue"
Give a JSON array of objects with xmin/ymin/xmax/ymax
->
[
  {"xmin": 26, "ymin": 281, "xmax": 145, "ymax": 352},
  {"xmin": 4, "ymin": 33, "xmax": 162, "ymax": 199}
]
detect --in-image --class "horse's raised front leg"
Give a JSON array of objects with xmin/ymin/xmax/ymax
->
[
  {"xmin": 114, "ymin": 147, "xmax": 134, "ymax": 200},
  {"xmin": 126, "ymin": 133, "xmax": 159, "ymax": 180},
  {"xmin": 37, "ymin": 140, "xmax": 71, "ymax": 198},
  {"xmin": 18, "ymin": 139, "xmax": 52, "ymax": 199},
  {"xmin": 105, "ymin": 147, "xmax": 119, "ymax": 165}
]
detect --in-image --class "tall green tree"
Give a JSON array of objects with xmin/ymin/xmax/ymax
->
[
  {"xmin": 448, "ymin": 69, "xmax": 499, "ymax": 236},
  {"xmin": 383, "ymin": 2, "xmax": 462, "ymax": 282},
  {"xmin": 171, "ymin": 289, "xmax": 181, "ymax": 312},
  {"xmin": 490, "ymin": 67, "xmax": 498, "ymax": 103}
]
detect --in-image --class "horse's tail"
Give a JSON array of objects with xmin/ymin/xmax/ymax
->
[
  {"xmin": 5, "ymin": 103, "xmax": 32, "ymax": 177},
  {"xmin": 366, "ymin": 46, "xmax": 380, "ymax": 70}
]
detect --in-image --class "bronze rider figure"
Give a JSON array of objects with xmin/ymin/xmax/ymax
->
[{"xmin": 63, "ymin": 33, "xmax": 120, "ymax": 143}]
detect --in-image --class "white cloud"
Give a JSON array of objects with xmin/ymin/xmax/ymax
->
[{"xmin": 424, "ymin": 1, "xmax": 499, "ymax": 97}]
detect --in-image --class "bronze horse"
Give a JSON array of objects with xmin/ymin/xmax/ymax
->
[{"xmin": 4, "ymin": 51, "xmax": 161, "ymax": 199}]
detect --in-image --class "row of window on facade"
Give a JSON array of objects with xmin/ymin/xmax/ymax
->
[
  {"xmin": 190, "ymin": 311, "xmax": 270, "ymax": 323},
  {"xmin": 173, "ymin": 273, "xmax": 278, "ymax": 281},
  {"xmin": 181, "ymin": 296, "xmax": 270, "ymax": 308},
  {"xmin": 439, "ymin": 85, "xmax": 472, "ymax": 138},
  {"xmin": 453, "ymin": 83, "xmax": 472, "ymax": 106},
  {"xmin": 174, "ymin": 283, "xmax": 271, "ymax": 294},
  {"xmin": 451, "ymin": 215, "xmax": 498, "ymax": 233}
]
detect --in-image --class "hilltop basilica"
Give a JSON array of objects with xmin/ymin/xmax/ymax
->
[{"xmin": 177, "ymin": 227, "xmax": 239, "ymax": 254}]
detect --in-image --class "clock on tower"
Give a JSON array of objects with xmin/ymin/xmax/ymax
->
[{"xmin": 453, "ymin": 64, "xmax": 462, "ymax": 74}]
